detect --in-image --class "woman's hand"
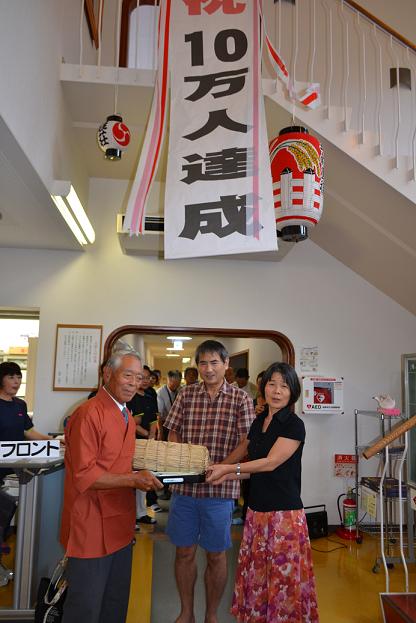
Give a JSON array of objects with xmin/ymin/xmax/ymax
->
[{"xmin": 206, "ymin": 463, "xmax": 233, "ymax": 484}]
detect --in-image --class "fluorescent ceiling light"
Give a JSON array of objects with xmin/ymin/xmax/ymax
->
[
  {"xmin": 166, "ymin": 353, "xmax": 180, "ymax": 357},
  {"xmin": 166, "ymin": 336, "xmax": 192, "ymax": 341},
  {"xmin": 182, "ymin": 357, "xmax": 191, "ymax": 363},
  {"xmin": 51, "ymin": 196, "xmax": 87, "ymax": 246},
  {"xmin": 51, "ymin": 182, "xmax": 95, "ymax": 246},
  {"xmin": 166, "ymin": 340, "xmax": 184, "ymax": 351},
  {"xmin": 67, "ymin": 186, "xmax": 95, "ymax": 243}
]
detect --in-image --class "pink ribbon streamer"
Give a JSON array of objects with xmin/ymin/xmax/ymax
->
[{"xmin": 123, "ymin": 0, "xmax": 171, "ymax": 235}]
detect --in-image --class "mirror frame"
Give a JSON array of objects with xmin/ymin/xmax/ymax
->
[{"xmin": 104, "ymin": 325, "xmax": 295, "ymax": 365}]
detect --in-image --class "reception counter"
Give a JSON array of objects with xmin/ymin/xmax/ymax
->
[{"xmin": 0, "ymin": 455, "xmax": 64, "ymax": 620}]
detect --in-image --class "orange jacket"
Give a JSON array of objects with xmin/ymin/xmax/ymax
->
[{"xmin": 60, "ymin": 388, "xmax": 136, "ymax": 558}]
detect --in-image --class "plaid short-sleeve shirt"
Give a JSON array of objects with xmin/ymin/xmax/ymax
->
[{"xmin": 164, "ymin": 381, "xmax": 255, "ymax": 499}]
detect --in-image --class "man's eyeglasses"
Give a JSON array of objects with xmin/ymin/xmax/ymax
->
[{"xmin": 121, "ymin": 372, "xmax": 150, "ymax": 382}]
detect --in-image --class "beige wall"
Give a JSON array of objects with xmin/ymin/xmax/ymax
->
[{"xmin": 358, "ymin": 0, "xmax": 416, "ymax": 45}]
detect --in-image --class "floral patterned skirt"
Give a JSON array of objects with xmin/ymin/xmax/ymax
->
[{"xmin": 231, "ymin": 508, "xmax": 319, "ymax": 623}]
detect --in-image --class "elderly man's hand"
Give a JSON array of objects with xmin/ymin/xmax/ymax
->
[{"xmin": 132, "ymin": 470, "xmax": 163, "ymax": 492}]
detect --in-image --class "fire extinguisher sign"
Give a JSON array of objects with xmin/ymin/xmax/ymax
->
[
  {"xmin": 302, "ymin": 376, "xmax": 344, "ymax": 415},
  {"xmin": 334, "ymin": 454, "xmax": 357, "ymax": 478}
]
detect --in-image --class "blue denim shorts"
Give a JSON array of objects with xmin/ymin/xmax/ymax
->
[{"xmin": 166, "ymin": 494, "xmax": 234, "ymax": 552}]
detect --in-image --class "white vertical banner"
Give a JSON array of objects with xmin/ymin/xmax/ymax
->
[{"xmin": 164, "ymin": 0, "xmax": 277, "ymax": 259}]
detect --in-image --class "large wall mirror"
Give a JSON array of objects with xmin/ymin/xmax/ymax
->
[{"xmin": 104, "ymin": 326, "xmax": 294, "ymax": 384}]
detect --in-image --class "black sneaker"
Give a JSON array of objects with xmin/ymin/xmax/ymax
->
[{"xmin": 136, "ymin": 515, "xmax": 156, "ymax": 527}]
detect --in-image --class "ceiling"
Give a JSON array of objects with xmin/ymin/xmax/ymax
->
[
  {"xmin": 0, "ymin": 116, "xmax": 81, "ymax": 251},
  {"xmin": 143, "ymin": 333, "xmax": 199, "ymax": 360},
  {"xmin": 1, "ymin": 71, "xmax": 416, "ymax": 314}
]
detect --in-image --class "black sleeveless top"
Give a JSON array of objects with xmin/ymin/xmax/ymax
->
[{"xmin": 247, "ymin": 406, "xmax": 305, "ymax": 512}]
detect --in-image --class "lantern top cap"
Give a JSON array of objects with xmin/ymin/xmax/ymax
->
[
  {"xmin": 106, "ymin": 114, "xmax": 123, "ymax": 122},
  {"xmin": 279, "ymin": 125, "xmax": 309, "ymax": 136}
]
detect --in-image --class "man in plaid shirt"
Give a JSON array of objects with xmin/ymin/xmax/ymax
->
[{"xmin": 165, "ymin": 340, "xmax": 255, "ymax": 623}]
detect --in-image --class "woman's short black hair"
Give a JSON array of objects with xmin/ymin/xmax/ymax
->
[
  {"xmin": 260, "ymin": 362, "xmax": 301, "ymax": 407},
  {"xmin": 0, "ymin": 362, "xmax": 22, "ymax": 388}
]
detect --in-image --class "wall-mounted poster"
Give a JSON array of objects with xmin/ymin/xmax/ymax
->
[
  {"xmin": 302, "ymin": 376, "xmax": 344, "ymax": 414},
  {"xmin": 334, "ymin": 454, "xmax": 357, "ymax": 478},
  {"xmin": 53, "ymin": 324, "xmax": 102, "ymax": 391},
  {"xmin": 300, "ymin": 346, "xmax": 319, "ymax": 373}
]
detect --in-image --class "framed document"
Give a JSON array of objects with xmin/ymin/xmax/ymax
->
[{"xmin": 53, "ymin": 324, "xmax": 103, "ymax": 391}]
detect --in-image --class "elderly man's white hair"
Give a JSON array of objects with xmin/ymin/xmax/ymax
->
[{"xmin": 106, "ymin": 349, "xmax": 141, "ymax": 371}]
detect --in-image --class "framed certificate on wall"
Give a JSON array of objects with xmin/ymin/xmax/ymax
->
[{"xmin": 53, "ymin": 324, "xmax": 103, "ymax": 391}]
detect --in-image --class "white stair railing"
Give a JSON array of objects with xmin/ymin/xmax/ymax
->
[
  {"xmin": 263, "ymin": 0, "xmax": 416, "ymax": 167},
  {"xmin": 69, "ymin": 0, "xmax": 416, "ymax": 190}
]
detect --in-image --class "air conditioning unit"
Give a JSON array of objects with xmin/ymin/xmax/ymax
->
[{"xmin": 116, "ymin": 214, "xmax": 293, "ymax": 261}]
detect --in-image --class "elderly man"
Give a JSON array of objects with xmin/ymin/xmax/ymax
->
[
  {"xmin": 61, "ymin": 350, "xmax": 162, "ymax": 623},
  {"xmin": 165, "ymin": 340, "xmax": 255, "ymax": 623}
]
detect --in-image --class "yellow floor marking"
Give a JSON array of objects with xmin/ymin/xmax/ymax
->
[{"xmin": 127, "ymin": 533, "xmax": 154, "ymax": 623}]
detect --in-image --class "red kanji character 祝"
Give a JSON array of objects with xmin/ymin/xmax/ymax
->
[{"xmin": 183, "ymin": 0, "xmax": 246, "ymax": 16}]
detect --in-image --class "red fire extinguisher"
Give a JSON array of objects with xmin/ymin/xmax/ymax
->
[{"xmin": 336, "ymin": 488, "xmax": 357, "ymax": 540}]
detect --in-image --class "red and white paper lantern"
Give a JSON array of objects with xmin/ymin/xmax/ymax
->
[
  {"xmin": 269, "ymin": 126, "xmax": 324, "ymax": 242},
  {"xmin": 97, "ymin": 114, "xmax": 131, "ymax": 161}
]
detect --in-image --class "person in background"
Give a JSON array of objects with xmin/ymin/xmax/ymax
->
[
  {"xmin": 253, "ymin": 370, "xmax": 266, "ymax": 415},
  {"xmin": 224, "ymin": 367, "xmax": 235, "ymax": 385},
  {"xmin": 157, "ymin": 370, "xmax": 182, "ymax": 441},
  {"xmin": 152, "ymin": 369, "xmax": 162, "ymax": 390},
  {"xmin": 165, "ymin": 340, "xmax": 255, "ymax": 623},
  {"xmin": 183, "ymin": 367, "xmax": 198, "ymax": 386},
  {"xmin": 61, "ymin": 351, "xmax": 162, "ymax": 623},
  {"xmin": 237, "ymin": 370, "xmax": 268, "ymax": 524},
  {"xmin": 149, "ymin": 370, "xmax": 159, "ymax": 390},
  {"xmin": 234, "ymin": 368, "xmax": 257, "ymax": 400},
  {"xmin": 127, "ymin": 368, "xmax": 162, "ymax": 525},
  {"xmin": 0, "ymin": 362, "xmax": 52, "ymax": 449},
  {"xmin": 206, "ymin": 362, "xmax": 319, "ymax": 623},
  {"xmin": 143, "ymin": 365, "xmax": 158, "ymax": 402},
  {"xmin": 0, "ymin": 361, "xmax": 52, "ymax": 584}
]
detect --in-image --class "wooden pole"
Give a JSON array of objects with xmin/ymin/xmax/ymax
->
[{"xmin": 363, "ymin": 414, "xmax": 416, "ymax": 459}]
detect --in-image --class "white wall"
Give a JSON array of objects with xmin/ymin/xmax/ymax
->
[
  {"xmin": 0, "ymin": 0, "xmax": 88, "ymax": 203},
  {"xmin": 359, "ymin": 0, "xmax": 416, "ymax": 45},
  {"xmin": 221, "ymin": 337, "xmax": 282, "ymax": 380},
  {"xmin": 0, "ymin": 177, "xmax": 415, "ymax": 522}
]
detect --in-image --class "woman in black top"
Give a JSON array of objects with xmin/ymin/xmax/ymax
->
[{"xmin": 206, "ymin": 362, "xmax": 319, "ymax": 623}]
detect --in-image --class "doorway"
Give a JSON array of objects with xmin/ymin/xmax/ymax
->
[{"xmin": 0, "ymin": 308, "xmax": 39, "ymax": 412}]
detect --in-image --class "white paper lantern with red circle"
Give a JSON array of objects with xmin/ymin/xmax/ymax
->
[
  {"xmin": 97, "ymin": 115, "xmax": 131, "ymax": 160},
  {"xmin": 269, "ymin": 126, "xmax": 324, "ymax": 242}
]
